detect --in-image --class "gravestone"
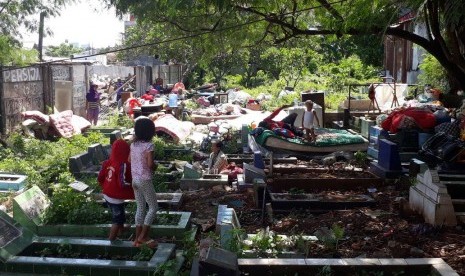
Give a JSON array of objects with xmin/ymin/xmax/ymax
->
[
  {"xmin": 13, "ymin": 185, "xmax": 49, "ymax": 231},
  {"xmin": 409, "ymin": 169, "xmax": 457, "ymax": 226},
  {"xmin": 0, "ymin": 211, "xmax": 33, "ymax": 262},
  {"xmin": 88, "ymin": 143, "xmax": 107, "ymax": 165},
  {"xmin": 68, "ymin": 155, "xmax": 83, "ymax": 174},
  {"xmin": 378, "ymin": 139, "xmax": 401, "ymax": 171},
  {"xmin": 199, "ymin": 247, "xmax": 239, "ymax": 276},
  {"xmin": 109, "ymin": 130, "xmax": 123, "ymax": 144}
]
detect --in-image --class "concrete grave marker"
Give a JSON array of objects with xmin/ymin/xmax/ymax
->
[
  {"xmin": 13, "ymin": 186, "xmax": 49, "ymax": 230},
  {"xmin": 0, "ymin": 211, "xmax": 33, "ymax": 262}
]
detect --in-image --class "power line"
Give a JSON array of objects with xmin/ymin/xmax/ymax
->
[{"xmin": 2, "ymin": 0, "xmax": 347, "ymax": 72}]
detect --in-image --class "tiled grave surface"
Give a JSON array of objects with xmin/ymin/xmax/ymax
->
[
  {"xmin": 237, "ymin": 258, "xmax": 458, "ymax": 275},
  {"xmin": 0, "ymin": 173, "xmax": 27, "ymax": 192}
]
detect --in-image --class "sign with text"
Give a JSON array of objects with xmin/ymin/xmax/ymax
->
[{"xmin": 3, "ymin": 67, "xmax": 42, "ymax": 83}]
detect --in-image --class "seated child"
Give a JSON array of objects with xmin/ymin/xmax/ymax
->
[{"xmin": 98, "ymin": 139, "xmax": 134, "ymax": 241}]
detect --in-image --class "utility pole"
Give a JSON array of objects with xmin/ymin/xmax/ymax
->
[{"xmin": 38, "ymin": 11, "xmax": 45, "ymax": 61}]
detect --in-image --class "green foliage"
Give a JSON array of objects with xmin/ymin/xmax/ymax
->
[
  {"xmin": 418, "ymin": 53, "xmax": 449, "ymax": 92},
  {"xmin": 0, "ymin": 132, "xmax": 107, "ymax": 191},
  {"xmin": 182, "ymin": 228, "xmax": 198, "ymax": 268},
  {"xmin": 248, "ymin": 227, "xmax": 284, "ymax": 257},
  {"xmin": 45, "ymin": 42, "xmax": 83, "ymax": 57},
  {"xmin": 314, "ymin": 224, "xmax": 345, "ymax": 251},
  {"xmin": 154, "ymin": 259, "xmax": 178, "ymax": 276},
  {"xmin": 0, "ymin": 35, "xmax": 38, "ymax": 66},
  {"xmin": 41, "ymin": 186, "xmax": 88, "ymax": 224},
  {"xmin": 226, "ymin": 228, "xmax": 246, "ymax": 255},
  {"xmin": 289, "ymin": 188, "xmax": 305, "ymax": 195},
  {"xmin": 133, "ymin": 244, "xmax": 154, "ymax": 261},
  {"xmin": 67, "ymin": 201, "xmax": 110, "ymax": 224},
  {"xmin": 354, "ymin": 151, "xmax": 368, "ymax": 168},
  {"xmin": 101, "ymin": 113, "xmax": 134, "ymax": 129},
  {"xmin": 317, "ymin": 265, "xmax": 334, "ymax": 276}
]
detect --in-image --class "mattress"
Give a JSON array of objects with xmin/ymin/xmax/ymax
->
[{"xmin": 255, "ymin": 128, "xmax": 368, "ymax": 153}]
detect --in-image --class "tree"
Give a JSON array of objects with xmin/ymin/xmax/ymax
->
[
  {"xmin": 45, "ymin": 42, "xmax": 83, "ymax": 57},
  {"xmin": 0, "ymin": 35, "xmax": 38, "ymax": 65},
  {"xmin": 0, "ymin": 0, "xmax": 71, "ymax": 64},
  {"xmin": 106, "ymin": 0, "xmax": 465, "ymax": 91}
]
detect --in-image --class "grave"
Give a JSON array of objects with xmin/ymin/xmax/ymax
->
[
  {"xmin": 237, "ymin": 258, "xmax": 458, "ymax": 275},
  {"xmin": 268, "ymin": 170, "xmax": 382, "ymax": 192},
  {"xmin": 0, "ymin": 211, "xmax": 181, "ymax": 275},
  {"xmin": 226, "ymin": 154, "xmax": 297, "ymax": 165},
  {"xmin": 180, "ymin": 174, "xmax": 228, "ymax": 190},
  {"xmin": 269, "ymin": 192, "xmax": 376, "ymax": 210},
  {"xmin": 0, "ymin": 173, "xmax": 27, "ymax": 192},
  {"xmin": 68, "ymin": 143, "xmax": 110, "ymax": 177},
  {"xmin": 409, "ymin": 169, "xmax": 457, "ymax": 226},
  {"xmin": 13, "ymin": 186, "xmax": 192, "ymax": 240}
]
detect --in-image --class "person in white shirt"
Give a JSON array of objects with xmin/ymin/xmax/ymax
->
[{"xmin": 301, "ymin": 100, "xmax": 320, "ymax": 143}]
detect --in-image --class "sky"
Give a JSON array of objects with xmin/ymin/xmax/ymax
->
[{"xmin": 22, "ymin": 0, "xmax": 125, "ymax": 48}]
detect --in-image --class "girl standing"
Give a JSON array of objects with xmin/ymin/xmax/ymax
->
[
  {"xmin": 97, "ymin": 139, "xmax": 134, "ymax": 241},
  {"xmin": 130, "ymin": 116, "xmax": 158, "ymax": 247}
]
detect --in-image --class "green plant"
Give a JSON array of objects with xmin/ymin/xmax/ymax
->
[
  {"xmin": 226, "ymin": 228, "xmax": 246, "ymax": 255},
  {"xmin": 56, "ymin": 242, "xmax": 79, "ymax": 258},
  {"xmin": 154, "ymin": 259, "xmax": 178, "ymax": 275},
  {"xmin": 248, "ymin": 227, "xmax": 284, "ymax": 257},
  {"xmin": 354, "ymin": 151, "xmax": 368, "ymax": 167},
  {"xmin": 36, "ymin": 247, "xmax": 53, "ymax": 257},
  {"xmin": 182, "ymin": 228, "xmax": 198, "ymax": 268},
  {"xmin": 314, "ymin": 223, "xmax": 345, "ymax": 251},
  {"xmin": 316, "ymin": 265, "xmax": 333, "ymax": 276},
  {"xmin": 133, "ymin": 243, "xmax": 154, "ymax": 261},
  {"xmin": 41, "ymin": 186, "xmax": 87, "ymax": 224},
  {"xmin": 66, "ymin": 201, "xmax": 110, "ymax": 224},
  {"xmin": 103, "ymin": 113, "xmax": 134, "ymax": 129},
  {"xmin": 289, "ymin": 188, "xmax": 305, "ymax": 195}
]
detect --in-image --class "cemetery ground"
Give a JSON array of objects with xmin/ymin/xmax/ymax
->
[{"xmin": 0, "ymin": 132, "xmax": 464, "ymax": 275}]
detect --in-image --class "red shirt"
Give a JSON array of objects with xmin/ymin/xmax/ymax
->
[{"xmin": 98, "ymin": 140, "xmax": 135, "ymax": 200}]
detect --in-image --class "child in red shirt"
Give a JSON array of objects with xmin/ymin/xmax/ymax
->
[{"xmin": 98, "ymin": 139, "xmax": 135, "ymax": 241}]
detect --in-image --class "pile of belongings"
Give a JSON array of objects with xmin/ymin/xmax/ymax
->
[
  {"xmin": 22, "ymin": 110, "xmax": 91, "ymax": 139},
  {"xmin": 192, "ymin": 103, "xmax": 243, "ymax": 117},
  {"xmin": 379, "ymin": 106, "xmax": 450, "ymax": 134}
]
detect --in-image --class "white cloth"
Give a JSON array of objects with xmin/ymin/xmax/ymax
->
[
  {"xmin": 303, "ymin": 110, "xmax": 315, "ymax": 129},
  {"xmin": 103, "ymin": 194, "xmax": 124, "ymax": 204}
]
